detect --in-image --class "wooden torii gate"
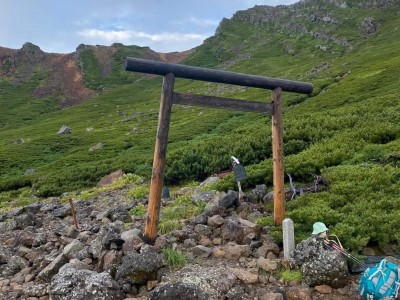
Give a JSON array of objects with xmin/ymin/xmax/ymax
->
[{"xmin": 125, "ymin": 57, "xmax": 313, "ymax": 245}]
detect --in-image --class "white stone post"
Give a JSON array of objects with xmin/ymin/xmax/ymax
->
[{"xmin": 282, "ymin": 218, "xmax": 295, "ymax": 259}]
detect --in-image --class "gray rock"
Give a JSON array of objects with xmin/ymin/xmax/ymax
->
[
  {"xmin": 218, "ymin": 190, "xmax": 239, "ymax": 208},
  {"xmin": 38, "ymin": 253, "xmax": 69, "ymax": 281},
  {"xmin": 224, "ymin": 243, "xmax": 251, "ymax": 260},
  {"xmin": 25, "ymin": 168, "xmax": 36, "ymax": 174},
  {"xmin": 23, "ymin": 283, "xmax": 49, "ymax": 297},
  {"xmin": 258, "ymin": 292, "xmax": 284, "ymax": 300},
  {"xmin": 13, "ymin": 137, "xmax": 25, "ymax": 144},
  {"xmin": 89, "ymin": 224, "xmax": 122, "ymax": 258},
  {"xmin": 184, "ymin": 239, "xmax": 197, "ymax": 248},
  {"xmin": 0, "ymin": 219, "xmax": 17, "ymax": 233},
  {"xmin": 257, "ymin": 257, "xmax": 278, "ymax": 272},
  {"xmin": 89, "ymin": 142, "xmax": 104, "ymax": 152},
  {"xmin": 116, "ymin": 245, "xmax": 163, "ymax": 284},
  {"xmin": 101, "ymin": 250, "xmax": 123, "ymax": 274},
  {"xmin": 225, "ymin": 285, "xmax": 246, "ymax": 300},
  {"xmin": 61, "ymin": 226, "xmax": 79, "ymax": 238},
  {"xmin": 207, "ymin": 215, "xmax": 225, "ymax": 227},
  {"xmin": 250, "ymin": 184, "xmax": 268, "ymax": 202},
  {"xmin": 148, "ymin": 265, "xmax": 236, "ymax": 300},
  {"xmin": 120, "ymin": 228, "xmax": 142, "ymax": 241},
  {"xmin": 52, "ymin": 205, "xmax": 71, "ymax": 218},
  {"xmin": 286, "ymin": 286, "xmax": 312, "ymax": 300},
  {"xmin": 50, "ymin": 263, "xmax": 124, "ymax": 300},
  {"xmin": 192, "ymin": 245, "xmax": 212, "ymax": 258},
  {"xmin": 197, "ymin": 177, "xmax": 219, "ymax": 188},
  {"xmin": 149, "ymin": 281, "xmax": 210, "ymax": 300},
  {"xmin": 221, "ymin": 217, "xmax": 262, "ymax": 244},
  {"xmin": 0, "ymin": 255, "xmax": 29, "ymax": 277},
  {"xmin": 194, "ymin": 224, "xmax": 212, "ymax": 237},
  {"xmin": 96, "ymin": 209, "xmax": 112, "ymax": 220},
  {"xmin": 63, "ymin": 240, "xmax": 84, "ymax": 258},
  {"xmin": 110, "ymin": 207, "xmax": 131, "ymax": 223},
  {"xmin": 32, "ymin": 232, "xmax": 47, "ymax": 247},
  {"xmin": 40, "ymin": 202, "xmax": 60, "ymax": 213},
  {"xmin": 291, "ymin": 236, "xmax": 349, "ymax": 288},
  {"xmin": 89, "ymin": 238, "xmax": 103, "ymax": 259},
  {"xmin": 0, "ymin": 213, "xmax": 6, "ymax": 222},
  {"xmin": 57, "ymin": 125, "xmax": 71, "ymax": 135},
  {"xmin": 361, "ymin": 17, "xmax": 378, "ymax": 35},
  {"xmin": 122, "ymin": 235, "xmax": 143, "ymax": 255},
  {"xmin": 255, "ymin": 240, "xmax": 280, "ymax": 258},
  {"xmin": 189, "ymin": 214, "xmax": 208, "ymax": 226},
  {"xmin": 191, "ymin": 190, "xmax": 217, "ymax": 204},
  {"xmin": 203, "ymin": 191, "xmax": 238, "ymax": 217},
  {"xmin": 0, "ymin": 245, "xmax": 13, "ymax": 263},
  {"xmin": 24, "ymin": 202, "xmax": 42, "ymax": 214},
  {"xmin": 19, "ymin": 228, "xmax": 35, "ymax": 246}
]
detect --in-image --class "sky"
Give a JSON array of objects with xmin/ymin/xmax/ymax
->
[{"xmin": 1, "ymin": 0, "xmax": 298, "ymax": 54}]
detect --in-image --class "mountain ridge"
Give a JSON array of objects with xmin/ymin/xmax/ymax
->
[{"xmin": 0, "ymin": 42, "xmax": 194, "ymax": 108}]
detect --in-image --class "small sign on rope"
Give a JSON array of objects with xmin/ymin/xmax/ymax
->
[
  {"xmin": 231, "ymin": 156, "xmax": 247, "ymax": 201},
  {"xmin": 233, "ymin": 164, "xmax": 247, "ymax": 182}
]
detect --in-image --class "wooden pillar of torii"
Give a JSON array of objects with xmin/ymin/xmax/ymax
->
[{"xmin": 125, "ymin": 57, "xmax": 313, "ymax": 245}]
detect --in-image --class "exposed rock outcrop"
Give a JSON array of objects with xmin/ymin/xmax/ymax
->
[{"xmin": 291, "ymin": 236, "xmax": 350, "ymax": 288}]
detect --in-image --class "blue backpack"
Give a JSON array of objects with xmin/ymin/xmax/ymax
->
[{"xmin": 359, "ymin": 259, "xmax": 400, "ymax": 300}]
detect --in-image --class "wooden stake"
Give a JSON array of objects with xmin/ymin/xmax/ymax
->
[
  {"xmin": 144, "ymin": 73, "xmax": 175, "ymax": 245},
  {"xmin": 69, "ymin": 198, "xmax": 79, "ymax": 230},
  {"xmin": 272, "ymin": 87, "xmax": 285, "ymax": 226}
]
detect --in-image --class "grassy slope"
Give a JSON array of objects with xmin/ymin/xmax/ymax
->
[{"xmin": 1, "ymin": 1, "xmax": 400, "ymax": 250}]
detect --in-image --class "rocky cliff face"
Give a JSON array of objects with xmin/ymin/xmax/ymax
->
[{"xmin": 222, "ymin": 0, "xmax": 399, "ymax": 52}]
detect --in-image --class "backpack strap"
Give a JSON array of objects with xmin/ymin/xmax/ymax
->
[
  {"xmin": 368, "ymin": 259, "xmax": 386, "ymax": 281},
  {"xmin": 394, "ymin": 266, "xmax": 400, "ymax": 298}
]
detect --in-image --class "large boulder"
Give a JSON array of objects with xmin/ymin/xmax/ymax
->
[
  {"xmin": 291, "ymin": 236, "xmax": 349, "ymax": 288},
  {"xmin": 97, "ymin": 170, "xmax": 124, "ymax": 187},
  {"xmin": 221, "ymin": 217, "xmax": 262, "ymax": 244},
  {"xmin": 50, "ymin": 262, "xmax": 124, "ymax": 300},
  {"xmin": 116, "ymin": 245, "xmax": 164, "ymax": 284},
  {"xmin": 148, "ymin": 265, "xmax": 237, "ymax": 300}
]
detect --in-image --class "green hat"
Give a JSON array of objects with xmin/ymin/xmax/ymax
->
[{"xmin": 312, "ymin": 222, "xmax": 329, "ymax": 235}]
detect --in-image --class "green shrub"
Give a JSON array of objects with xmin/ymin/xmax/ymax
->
[
  {"xmin": 279, "ymin": 269, "xmax": 303, "ymax": 283},
  {"xmin": 162, "ymin": 248, "xmax": 187, "ymax": 268},
  {"xmin": 286, "ymin": 164, "xmax": 400, "ymax": 251},
  {"xmin": 158, "ymin": 220, "xmax": 181, "ymax": 234},
  {"xmin": 128, "ymin": 185, "xmax": 149, "ymax": 199},
  {"xmin": 129, "ymin": 203, "xmax": 146, "ymax": 217},
  {"xmin": 110, "ymin": 173, "xmax": 142, "ymax": 189},
  {"xmin": 255, "ymin": 216, "xmax": 283, "ymax": 243}
]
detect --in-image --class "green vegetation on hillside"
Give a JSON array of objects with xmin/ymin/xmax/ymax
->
[
  {"xmin": 1, "ymin": 0, "xmax": 400, "ymax": 252},
  {"xmin": 76, "ymin": 43, "xmax": 153, "ymax": 91}
]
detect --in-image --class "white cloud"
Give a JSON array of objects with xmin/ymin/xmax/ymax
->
[
  {"xmin": 77, "ymin": 29, "xmax": 208, "ymax": 52},
  {"xmin": 78, "ymin": 29, "xmax": 207, "ymax": 43},
  {"xmin": 170, "ymin": 16, "xmax": 220, "ymax": 27}
]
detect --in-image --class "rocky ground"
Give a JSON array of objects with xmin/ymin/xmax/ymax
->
[{"xmin": 0, "ymin": 181, "xmax": 364, "ymax": 300}]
